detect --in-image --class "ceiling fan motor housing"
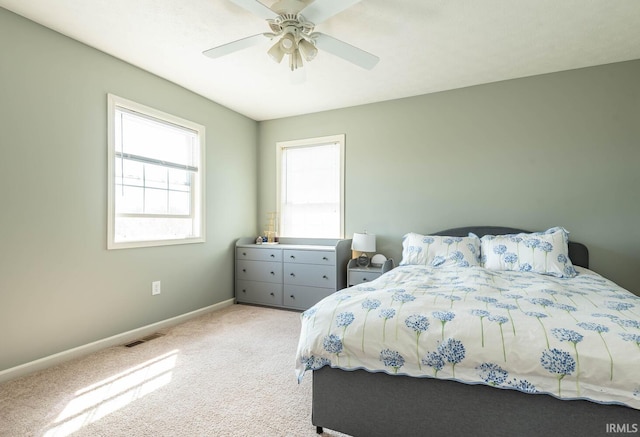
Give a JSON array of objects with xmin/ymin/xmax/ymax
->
[{"xmin": 269, "ymin": 15, "xmax": 315, "ymax": 42}]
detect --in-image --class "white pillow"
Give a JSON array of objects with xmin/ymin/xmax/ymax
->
[
  {"xmin": 400, "ymin": 232, "xmax": 481, "ymax": 267},
  {"xmin": 480, "ymin": 227, "xmax": 577, "ymax": 277}
]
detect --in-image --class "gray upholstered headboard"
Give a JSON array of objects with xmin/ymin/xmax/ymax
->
[{"xmin": 432, "ymin": 226, "xmax": 589, "ymax": 269}]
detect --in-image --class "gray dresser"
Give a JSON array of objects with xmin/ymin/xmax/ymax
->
[{"xmin": 235, "ymin": 237, "xmax": 352, "ymax": 310}]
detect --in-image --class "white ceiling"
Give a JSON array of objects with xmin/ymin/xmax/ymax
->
[{"xmin": 3, "ymin": 0, "xmax": 640, "ymax": 121}]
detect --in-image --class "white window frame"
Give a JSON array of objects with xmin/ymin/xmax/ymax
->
[
  {"xmin": 276, "ymin": 134, "xmax": 345, "ymax": 239},
  {"xmin": 107, "ymin": 94, "xmax": 205, "ymax": 249}
]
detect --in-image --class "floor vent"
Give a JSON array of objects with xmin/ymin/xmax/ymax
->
[
  {"xmin": 141, "ymin": 333, "xmax": 165, "ymax": 342},
  {"xmin": 124, "ymin": 332, "xmax": 165, "ymax": 348}
]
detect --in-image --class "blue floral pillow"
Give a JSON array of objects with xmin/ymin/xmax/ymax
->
[
  {"xmin": 480, "ymin": 227, "xmax": 577, "ymax": 277},
  {"xmin": 400, "ymin": 232, "xmax": 481, "ymax": 267}
]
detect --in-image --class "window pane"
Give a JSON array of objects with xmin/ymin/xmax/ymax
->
[
  {"xmin": 118, "ymin": 158, "xmax": 144, "ymax": 187},
  {"xmin": 145, "ymin": 164, "xmax": 168, "ymax": 190},
  {"xmin": 278, "ymin": 136, "xmax": 343, "ymax": 239},
  {"xmin": 114, "ymin": 216, "xmax": 195, "ymax": 242},
  {"xmin": 119, "ymin": 111, "xmax": 197, "ymax": 168},
  {"xmin": 284, "ymin": 144, "xmax": 339, "ymax": 204},
  {"xmin": 282, "ymin": 203, "xmax": 340, "ymax": 238},
  {"xmin": 168, "ymin": 169, "xmax": 190, "ymax": 192},
  {"xmin": 168, "ymin": 191, "xmax": 190, "ymax": 215},
  {"xmin": 116, "ymin": 186, "xmax": 144, "ymax": 214},
  {"xmin": 144, "ymin": 187, "xmax": 168, "ymax": 214}
]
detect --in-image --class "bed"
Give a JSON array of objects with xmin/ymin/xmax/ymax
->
[{"xmin": 295, "ymin": 226, "xmax": 640, "ymax": 436}]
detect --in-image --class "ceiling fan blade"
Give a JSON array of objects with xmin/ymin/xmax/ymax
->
[
  {"xmin": 228, "ymin": 0, "xmax": 278, "ymax": 20},
  {"xmin": 203, "ymin": 34, "xmax": 269, "ymax": 59},
  {"xmin": 300, "ymin": 0, "xmax": 361, "ymax": 25},
  {"xmin": 313, "ymin": 33, "xmax": 379, "ymax": 70}
]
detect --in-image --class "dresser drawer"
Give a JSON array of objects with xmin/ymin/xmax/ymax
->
[
  {"xmin": 236, "ymin": 247, "xmax": 282, "ymax": 262},
  {"xmin": 284, "ymin": 263, "xmax": 335, "ymax": 288},
  {"xmin": 236, "ymin": 260, "xmax": 282, "ymax": 283},
  {"xmin": 283, "ymin": 285, "xmax": 334, "ymax": 310},
  {"xmin": 284, "ymin": 249, "xmax": 335, "ymax": 265},
  {"xmin": 349, "ymin": 271, "xmax": 382, "ymax": 286},
  {"xmin": 236, "ymin": 280, "xmax": 283, "ymax": 306}
]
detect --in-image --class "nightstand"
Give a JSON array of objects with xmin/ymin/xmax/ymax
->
[{"xmin": 347, "ymin": 258, "xmax": 394, "ymax": 286}]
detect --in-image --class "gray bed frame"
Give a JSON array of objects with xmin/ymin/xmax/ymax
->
[{"xmin": 311, "ymin": 227, "xmax": 640, "ymax": 436}]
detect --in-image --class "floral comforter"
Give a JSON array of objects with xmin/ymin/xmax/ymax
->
[{"xmin": 295, "ymin": 265, "xmax": 640, "ymax": 410}]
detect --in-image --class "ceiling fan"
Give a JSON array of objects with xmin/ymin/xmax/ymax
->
[{"xmin": 203, "ymin": 0, "xmax": 379, "ymax": 71}]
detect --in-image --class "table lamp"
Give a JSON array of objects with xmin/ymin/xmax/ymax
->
[{"xmin": 352, "ymin": 232, "xmax": 376, "ymax": 267}]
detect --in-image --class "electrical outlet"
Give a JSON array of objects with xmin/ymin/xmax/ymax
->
[{"xmin": 152, "ymin": 281, "xmax": 161, "ymax": 295}]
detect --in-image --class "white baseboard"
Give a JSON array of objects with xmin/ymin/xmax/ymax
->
[{"xmin": 0, "ymin": 299, "xmax": 235, "ymax": 384}]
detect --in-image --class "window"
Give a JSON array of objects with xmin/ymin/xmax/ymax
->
[
  {"xmin": 276, "ymin": 135, "xmax": 345, "ymax": 239},
  {"xmin": 107, "ymin": 94, "xmax": 205, "ymax": 249}
]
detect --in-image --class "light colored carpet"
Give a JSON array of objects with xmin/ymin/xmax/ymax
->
[{"xmin": 0, "ymin": 304, "xmax": 350, "ymax": 437}]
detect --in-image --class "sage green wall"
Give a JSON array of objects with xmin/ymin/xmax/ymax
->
[
  {"xmin": 0, "ymin": 9, "xmax": 257, "ymax": 371},
  {"xmin": 258, "ymin": 60, "xmax": 640, "ymax": 295}
]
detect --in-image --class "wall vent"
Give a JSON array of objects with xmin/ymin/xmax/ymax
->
[{"xmin": 124, "ymin": 332, "xmax": 165, "ymax": 348}]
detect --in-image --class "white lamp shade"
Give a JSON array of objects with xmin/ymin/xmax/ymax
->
[
  {"xmin": 299, "ymin": 39, "xmax": 318, "ymax": 61},
  {"xmin": 352, "ymin": 233, "xmax": 376, "ymax": 252},
  {"xmin": 268, "ymin": 41, "xmax": 285, "ymax": 63}
]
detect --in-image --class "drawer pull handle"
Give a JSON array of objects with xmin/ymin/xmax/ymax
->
[
  {"xmin": 322, "ymin": 256, "xmax": 328, "ymax": 261},
  {"xmin": 242, "ymin": 268, "xmax": 246, "ymax": 272},
  {"xmin": 290, "ymin": 255, "xmax": 295, "ymax": 259},
  {"xmin": 270, "ymin": 271, "xmax": 275, "ymax": 275},
  {"xmin": 270, "ymin": 254, "xmax": 275, "ymax": 258},
  {"xmin": 290, "ymin": 295, "xmax": 295, "ymax": 299},
  {"xmin": 242, "ymin": 289, "xmax": 246, "ymax": 293},
  {"xmin": 322, "ymin": 275, "xmax": 328, "ymax": 279},
  {"xmin": 242, "ymin": 252, "xmax": 246, "ymax": 256},
  {"xmin": 290, "ymin": 273, "xmax": 295, "ymax": 277},
  {"xmin": 270, "ymin": 292, "xmax": 275, "ymax": 296}
]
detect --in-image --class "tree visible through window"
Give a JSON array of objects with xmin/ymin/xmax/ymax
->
[
  {"xmin": 107, "ymin": 94, "xmax": 205, "ymax": 249},
  {"xmin": 276, "ymin": 135, "xmax": 345, "ymax": 238}
]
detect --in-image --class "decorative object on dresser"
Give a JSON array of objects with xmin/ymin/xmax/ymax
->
[
  {"xmin": 347, "ymin": 258, "xmax": 394, "ymax": 286},
  {"xmin": 235, "ymin": 237, "xmax": 351, "ymax": 310},
  {"xmin": 351, "ymin": 231, "xmax": 376, "ymax": 267},
  {"xmin": 262, "ymin": 211, "xmax": 278, "ymax": 243}
]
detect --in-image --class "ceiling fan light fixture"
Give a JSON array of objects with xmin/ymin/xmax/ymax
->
[
  {"xmin": 268, "ymin": 40, "xmax": 286, "ymax": 63},
  {"xmin": 279, "ymin": 33, "xmax": 296, "ymax": 54},
  {"xmin": 298, "ymin": 38, "xmax": 318, "ymax": 61}
]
